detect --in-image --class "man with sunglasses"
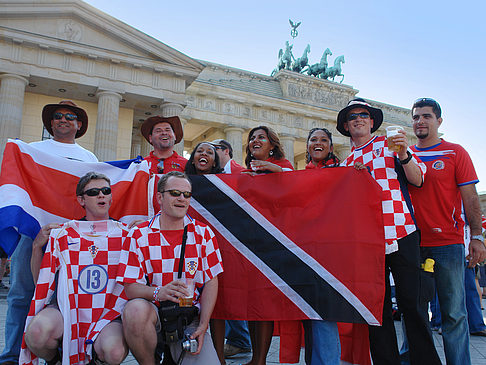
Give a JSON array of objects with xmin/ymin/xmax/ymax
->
[
  {"xmin": 141, "ymin": 116, "xmax": 187, "ymax": 175},
  {"xmin": 408, "ymin": 98, "xmax": 486, "ymax": 365},
  {"xmin": 0, "ymin": 100, "xmax": 98, "ymax": 365},
  {"xmin": 20, "ymin": 172, "xmax": 129, "ymax": 365},
  {"xmin": 210, "ymin": 139, "xmax": 244, "ymax": 174},
  {"xmin": 118, "ymin": 171, "xmax": 223, "ymax": 365},
  {"xmin": 336, "ymin": 98, "xmax": 440, "ymax": 364}
]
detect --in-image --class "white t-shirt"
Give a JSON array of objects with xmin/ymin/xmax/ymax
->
[{"xmin": 29, "ymin": 139, "xmax": 98, "ymax": 162}]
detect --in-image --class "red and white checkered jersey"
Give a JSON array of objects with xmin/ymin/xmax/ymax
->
[
  {"xmin": 410, "ymin": 139, "xmax": 479, "ymax": 247},
  {"xmin": 342, "ymin": 135, "xmax": 426, "ymax": 254},
  {"xmin": 20, "ymin": 220, "xmax": 129, "ymax": 365},
  {"xmin": 117, "ymin": 214, "xmax": 223, "ymax": 307}
]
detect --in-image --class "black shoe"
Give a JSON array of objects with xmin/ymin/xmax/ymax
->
[{"xmin": 471, "ymin": 330, "xmax": 486, "ymax": 337}]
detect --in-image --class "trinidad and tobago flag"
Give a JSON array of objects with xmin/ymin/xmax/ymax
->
[{"xmin": 186, "ymin": 169, "xmax": 385, "ymax": 325}]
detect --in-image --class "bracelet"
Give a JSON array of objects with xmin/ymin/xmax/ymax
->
[
  {"xmin": 399, "ymin": 151, "xmax": 413, "ymax": 165},
  {"xmin": 153, "ymin": 286, "xmax": 161, "ymax": 302}
]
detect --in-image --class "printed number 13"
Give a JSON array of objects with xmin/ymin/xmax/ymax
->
[{"xmin": 86, "ymin": 269, "xmax": 101, "ymax": 289}]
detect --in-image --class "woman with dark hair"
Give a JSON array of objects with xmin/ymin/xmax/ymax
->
[
  {"xmin": 245, "ymin": 125, "xmax": 293, "ymax": 173},
  {"xmin": 303, "ymin": 127, "xmax": 341, "ymax": 364},
  {"xmin": 244, "ymin": 126, "xmax": 293, "ymax": 365},
  {"xmin": 305, "ymin": 128, "xmax": 340, "ymax": 169},
  {"xmin": 185, "ymin": 142, "xmax": 223, "ymax": 175}
]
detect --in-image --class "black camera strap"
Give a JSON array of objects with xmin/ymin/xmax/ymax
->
[{"xmin": 177, "ymin": 225, "xmax": 188, "ymax": 279}]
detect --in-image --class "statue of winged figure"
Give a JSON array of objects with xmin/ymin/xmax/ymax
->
[{"xmin": 289, "ymin": 19, "xmax": 301, "ymax": 39}]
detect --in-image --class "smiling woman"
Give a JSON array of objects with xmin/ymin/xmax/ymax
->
[{"xmin": 184, "ymin": 142, "xmax": 223, "ymax": 175}]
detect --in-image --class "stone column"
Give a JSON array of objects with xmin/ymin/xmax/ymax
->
[
  {"xmin": 94, "ymin": 90, "xmax": 122, "ymax": 161},
  {"xmin": 141, "ymin": 137, "xmax": 152, "ymax": 157},
  {"xmin": 174, "ymin": 118, "xmax": 187, "ymax": 156},
  {"xmin": 161, "ymin": 102, "xmax": 185, "ymax": 155},
  {"xmin": 130, "ymin": 132, "xmax": 142, "ymax": 159},
  {"xmin": 280, "ymin": 135, "xmax": 295, "ymax": 167},
  {"xmin": 224, "ymin": 127, "xmax": 245, "ymax": 165},
  {"xmin": 0, "ymin": 73, "xmax": 28, "ymax": 162}
]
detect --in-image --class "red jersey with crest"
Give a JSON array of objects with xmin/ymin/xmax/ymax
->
[
  {"xmin": 117, "ymin": 215, "xmax": 223, "ymax": 307},
  {"xmin": 20, "ymin": 220, "xmax": 129, "ymax": 365},
  {"xmin": 342, "ymin": 135, "xmax": 426, "ymax": 254},
  {"xmin": 410, "ymin": 139, "xmax": 479, "ymax": 247}
]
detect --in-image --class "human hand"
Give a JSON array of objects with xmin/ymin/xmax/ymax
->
[
  {"xmin": 250, "ymin": 160, "xmax": 283, "ymax": 173},
  {"xmin": 155, "ymin": 280, "xmax": 189, "ymax": 303},
  {"xmin": 127, "ymin": 219, "xmax": 144, "ymax": 229},
  {"xmin": 391, "ymin": 130, "xmax": 409, "ymax": 159},
  {"xmin": 33, "ymin": 223, "xmax": 61, "ymax": 251},
  {"xmin": 467, "ymin": 240, "xmax": 486, "ymax": 267},
  {"xmin": 190, "ymin": 323, "xmax": 208, "ymax": 354}
]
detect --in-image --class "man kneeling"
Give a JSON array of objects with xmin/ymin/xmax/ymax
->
[
  {"xmin": 20, "ymin": 172, "xmax": 129, "ymax": 365},
  {"xmin": 117, "ymin": 171, "xmax": 223, "ymax": 365}
]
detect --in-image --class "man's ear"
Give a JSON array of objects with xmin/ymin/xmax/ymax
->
[
  {"xmin": 343, "ymin": 122, "xmax": 349, "ymax": 132},
  {"xmin": 76, "ymin": 195, "xmax": 85, "ymax": 208}
]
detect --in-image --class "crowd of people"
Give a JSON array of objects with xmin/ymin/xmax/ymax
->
[{"xmin": 0, "ymin": 95, "xmax": 484, "ymax": 365}]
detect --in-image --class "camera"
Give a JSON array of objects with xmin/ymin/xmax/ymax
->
[{"xmin": 181, "ymin": 335, "xmax": 198, "ymax": 353}]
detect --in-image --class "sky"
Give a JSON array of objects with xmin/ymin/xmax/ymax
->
[{"xmin": 84, "ymin": 0, "xmax": 486, "ymax": 191}]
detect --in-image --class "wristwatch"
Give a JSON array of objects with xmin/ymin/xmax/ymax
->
[
  {"xmin": 399, "ymin": 151, "xmax": 413, "ymax": 165},
  {"xmin": 471, "ymin": 234, "xmax": 485, "ymax": 243}
]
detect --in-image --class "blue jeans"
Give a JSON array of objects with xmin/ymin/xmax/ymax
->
[
  {"xmin": 303, "ymin": 320, "xmax": 341, "ymax": 365},
  {"xmin": 429, "ymin": 292, "xmax": 441, "ymax": 328},
  {"xmin": 0, "ymin": 235, "xmax": 35, "ymax": 363},
  {"xmin": 421, "ymin": 244, "xmax": 470, "ymax": 365},
  {"xmin": 465, "ymin": 265, "xmax": 486, "ymax": 333},
  {"xmin": 225, "ymin": 320, "xmax": 251, "ymax": 349}
]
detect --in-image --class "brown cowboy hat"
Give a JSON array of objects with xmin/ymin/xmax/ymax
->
[
  {"xmin": 141, "ymin": 116, "xmax": 183, "ymax": 144},
  {"xmin": 42, "ymin": 100, "xmax": 88, "ymax": 138},
  {"xmin": 336, "ymin": 98, "xmax": 383, "ymax": 137}
]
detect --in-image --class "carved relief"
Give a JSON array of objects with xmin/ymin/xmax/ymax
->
[
  {"xmin": 288, "ymin": 83, "xmax": 348, "ymax": 108},
  {"xmin": 186, "ymin": 96, "xmax": 196, "ymax": 107},
  {"xmin": 204, "ymin": 100, "xmax": 215, "ymax": 111},
  {"xmin": 242, "ymin": 107, "xmax": 251, "ymax": 117},
  {"xmin": 58, "ymin": 21, "xmax": 82, "ymax": 42},
  {"xmin": 223, "ymin": 102, "xmax": 234, "ymax": 114}
]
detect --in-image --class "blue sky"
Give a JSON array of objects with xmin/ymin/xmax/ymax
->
[{"xmin": 85, "ymin": 0, "xmax": 486, "ymax": 191}]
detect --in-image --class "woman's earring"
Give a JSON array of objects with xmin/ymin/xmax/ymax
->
[{"xmin": 269, "ymin": 150, "xmax": 274, "ymax": 156}]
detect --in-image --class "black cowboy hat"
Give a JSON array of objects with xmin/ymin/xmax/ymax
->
[
  {"xmin": 336, "ymin": 98, "xmax": 383, "ymax": 137},
  {"xmin": 42, "ymin": 100, "xmax": 88, "ymax": 138},
  {"xmin": 141, "ymin": 115, "xmax": 183, "ymax": 144}
]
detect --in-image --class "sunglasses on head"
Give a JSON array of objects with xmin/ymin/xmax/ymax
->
[
  {"xmin": 161, "ymin": 189, "xmax": 192, "ymax": 198},
  {"xmin": 157, "ymin": 159, "xmax": 164, "ymax": 174},
  {"xmin": 53, "ymin": 112, "xmax": 78, "ymax": 121},
  {"xmin": 413, "ymin": 97, "xmax": 440, "ymax": 108},
  {"xmin": 82, "ymin": 187, "xmax": 112, "ymax": 196},
  {"xmin": 347, "ymin": 112, "xmax": 370, "ymax": 121}
]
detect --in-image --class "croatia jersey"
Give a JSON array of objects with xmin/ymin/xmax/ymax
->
[
  {"xmin": 117, "ymin": 215, "xmax": 223, "ymax": 308},
  {"xmin": 410, "ymin": 139, "xmax": 479, "ymax": 247},
  {"xmin": 20, "ymin": 220, "xmax": 129, "ymax": 365},
  {"xmin": 342, "ymin": 135, "xmax": 426, "ymax": 254}
]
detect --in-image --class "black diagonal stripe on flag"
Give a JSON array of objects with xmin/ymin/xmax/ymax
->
[{"xmin": 188, "ymin": 172, "xmax": 380, "ymax": 324}]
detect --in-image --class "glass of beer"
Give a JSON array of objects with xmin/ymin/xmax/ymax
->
[
  {"xmin": 179, "ymin": 278, "xmax": 194, "ymax": 307},
  {"xmin": 386, "ymin": 126, "xmax": 403, "ymax": 153}
]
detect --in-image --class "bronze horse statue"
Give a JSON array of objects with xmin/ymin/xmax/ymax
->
[
  {"xmin": 291, "ymin": 44, "xmax": 310, "ymax": 73},
  {"xmin": 271, "ymin": 41, "xmax": 293, "ymax": 76},
  {"xmin": 305, "ymin": 48, "xmax": 332, "ymax": 77},
  {"xmin": 321, "ymin": 55, "xmax": 345, "ymax": 83}
]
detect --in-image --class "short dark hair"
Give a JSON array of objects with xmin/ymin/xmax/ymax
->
[
  {"xmin": 184, "ymin": 142, "xmax": 223, "ymax": 175},
  {"xmin": 157, "ymin": 171, "xmax": 191, "ymax": 193},
  {"xmin": 214, "ymin": 139, "xmax": 233, "ymax": 158},
  {"xmin": 412, "ymin": 98, "xmax": 442, "ymax": 118},
  {"xmin": 76, "ymin": 172, "xmax": 111, "ymax": 196},
  {"xmin": 244, "ymin": 126, "xmax": 285, "ymax": 169}
]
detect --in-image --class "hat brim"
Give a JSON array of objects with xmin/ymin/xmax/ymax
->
[
  {"xmin": 141, "ymin": 116, "xmax": 183, "ymax": 144},
  {"xmin": 336, "ymin": 104, "xmax": 383, "ymax": 137},
  {"xmin": 42, "ymin": 104, "xmax": 88, "ymax": 138}
]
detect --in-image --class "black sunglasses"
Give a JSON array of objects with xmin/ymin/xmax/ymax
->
[
  {"xmin": 347, "ymin": 112, "xmax": 370, "ymax": 121},
  {"xmin": 83, "ymin": 187, "xmax": 112, "ymax": 196},
  {"xmin": 53, "ymin": 112, "xmax": 77, "ymax": 121},
  {"xmin": 161, "ymin": 189, "xmax": 192, "ymax": 198},
  {"xmin": 157, "ymin": 159, "xmax": 164, "ymax": 174},
  {"xmin": 413, "ymin": 97, "xmax": 441, "ymax": 109}
]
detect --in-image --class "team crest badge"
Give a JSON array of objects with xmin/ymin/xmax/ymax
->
[
  {"xmin": 432, "ymin": 160, "xmax": 445, "ymax": 170},
  {"xmin": 88, "ymin": 244, "xmax": 99, "ymax": 258},
  {"xmin": 186, "ymin": 260, "xmax": 198, "ymax": 275},
  {"xmin": 373, "ymin": 148, "xmax": 382, "ymax": 158}
]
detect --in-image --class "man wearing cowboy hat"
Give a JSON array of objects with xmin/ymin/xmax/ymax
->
[
  {"xmin": 0, "ymin": 100, "xmax": 98, "ymax": 365},
  {"xmin": 141, "ymin": 116, "xmax": 187, "ymax": 174},
  {"xmin": 337, "ymin": 98, "xmax": 440, "ymax": 364}
]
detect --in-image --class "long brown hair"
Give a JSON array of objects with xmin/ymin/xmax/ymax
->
[{"xmin": 244, "ymin": 126, "xmax": 285, "ymax": 168}]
